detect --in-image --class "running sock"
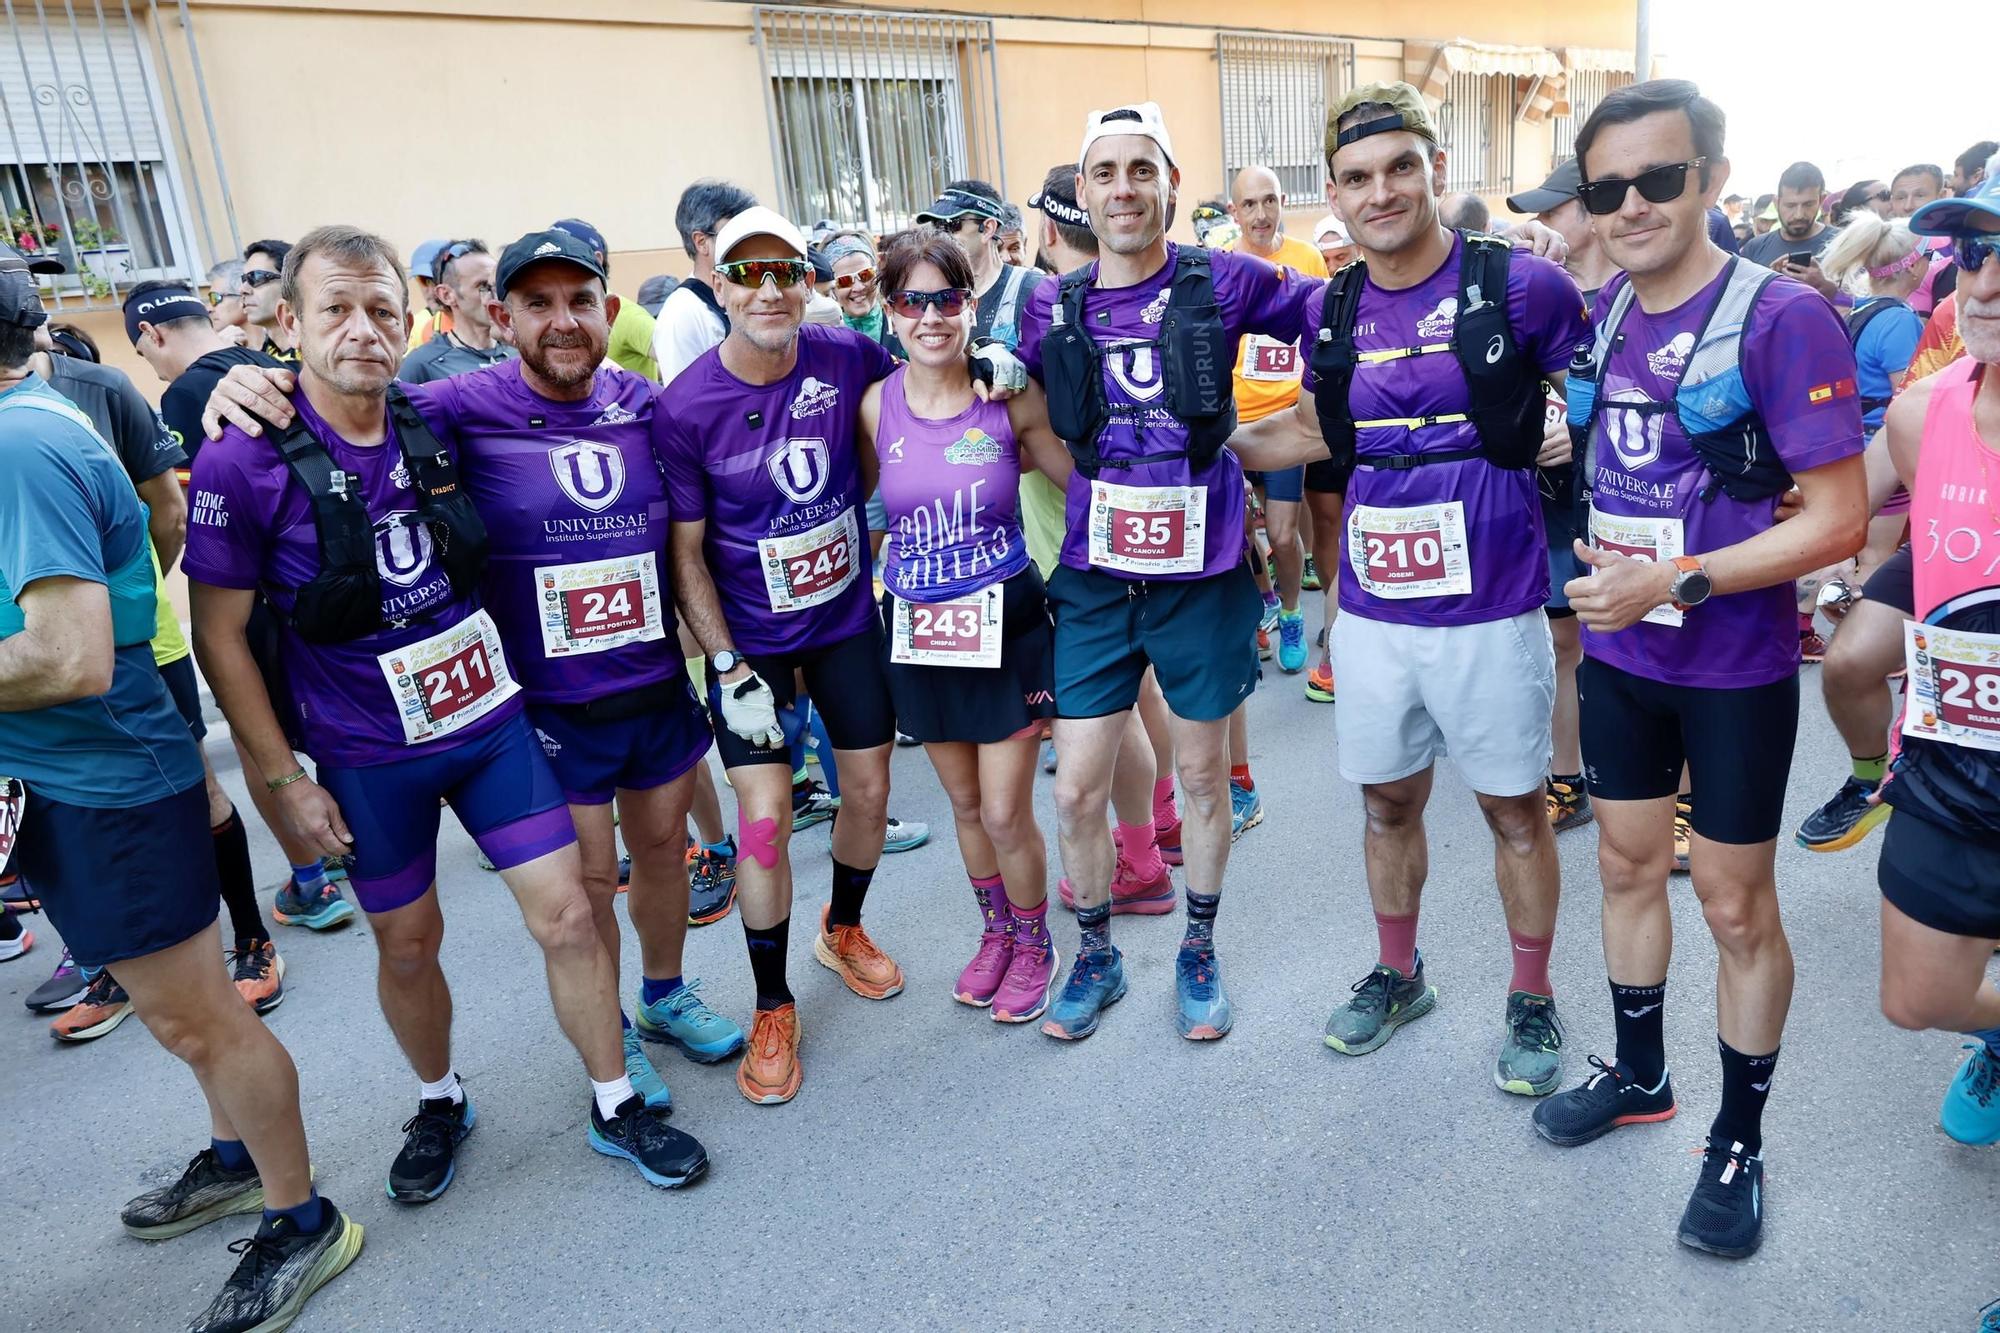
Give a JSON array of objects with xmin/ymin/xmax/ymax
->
[
  {"xmin": 1373, "ymin": 909, "xmax": 1419, "ymax": 976},
  {"xmin": 1183, "ymin": 888, "xmax": 1219, "ymax": 949},
  {"xmin": 211, "ymin": 1137, "xmax": 252, "ymax": 1171},
  {"xmin": 211, "ymin": 811, "xmax": 269, "ymax": 948},
  {"xmin": 744, "ymin": 917, "xmax": 794, "ymax": 1009},
  {"xmin": 1077, "ymin": 901, "xmax": 1111, "ymax": 957},
  {"xmin": 289, "ymin": 860, "xmax": 329, "ymax": 893},
  {"xmin": 640, "ymin": 975, "xmax": 685, "ymax": 1007},
  {"xmin": 702, "ymin": 837, "xmax": 735, "ymax": 859},
  {"xmin": 1115, "ymin": 821, "xmax": 1163, "ymax": 881},
  {"xmin": 419, "ymin": 1070, "xmax": 465, "ymax": 1106},
  {"xmin": 1012, "ymin": 899, "xmax": 1051, "ymax": 952},
  {"xmin": 1711, "ymin": 1038, "xmax": 1777, "ymax": 1155},
  {"xmin": 591, "ymin": 1075, "xmax": 638, "ymax": 1120},
  {"xmin": 828, "ymin": 858, "xmax": 874, "ymax": 928},
  {"xmin": 262, "ymin": 1190, "xmax": 326, "ymax": 1235},
  {"xmin": 1230, "ymin": 764, "xmax": 1253, "ymax": 790},
  {"xmin": 1852, "ymin": 753, "xmax": 1889, "ymax": 784},
  {"xmin": 1609, "ymin": 980, "xmax": 1668, "ymax": 1086},
  {"xmin": 0, "ymin": 907, "xmax": 20, "ymax": 942},
  {"xmin": 1152, "ymin": 775, "xmax": 1176, "ymax": 823},
  {"xmin": 970, "ymin": 873, "xmax": 1009, "ymax": 934},
  {"xmin": 1507, "ymin": 926, "xmax": 1554, "ymax": 997},
  {"xmin": 1551, "ymin": 771, "xmax": 1585, "ymax": 791}
]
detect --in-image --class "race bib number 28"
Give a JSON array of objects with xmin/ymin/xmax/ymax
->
[{"xmin": 1903, "ymin": 621, "xmax": 2000, "ymax": 753}]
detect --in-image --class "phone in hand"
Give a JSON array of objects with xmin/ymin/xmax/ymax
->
[{"xmin": 1785, "ymin": 251, "xmax": 1815, "ymax": 268}]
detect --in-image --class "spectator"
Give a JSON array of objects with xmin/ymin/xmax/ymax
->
[
  {"xmin": 1439, "ymin": 191, "xmax": 1490, "ymax": 231},
  {"xmin": 406, "ymin": 238, "xmax": 451, "ymax": 347},
  {"xmin": 916, "ymin": 178, "xmax": 1042, "ymax": 350},
  {"xmin": 824, "ymin": 230, "xmax": 902, "ymax": 358},
  {"xmin": 636, "ymin": 273, "xmax": 678, "ymax": 317},
  {"xmin": 1832, "ymin": 178, "xmax": 1894, "ymax": 226},
  {"xmin": 1950, "ymin": 140, "xmax": 1997, "ymax": 196},
  {"xmin": 998, "ymin": 202, "xmax": 1027, "ymax": 266},
  {"xmin": 1890, "ymin": 164, "xmax": 1946, "ymax": 218},
  {"xmin": 238, "ymin": 238, "xmax": 296, "ymax": 364},
  {"xmin": 1312, "ymin": 214, "xmax": 1355, "ymax": 270},
  {"xmin": 1751, "ymin": 192, "xmax": 1776, "ymax": 236},
  {"xmin": 205, "ymin": 257, "xmax": 247, "ymax": 346},
  {"xmin": 397, "ymin": 239, "xmax": 514, "ymax": 385},
  {"xmin": 653, "ymin": 177, "xmax": 756, "ymax": 386},
  {"xmin": 1818, "ymin": 215, "xmax": 1927, "ymax": 433},
  {"xmin": 1740, "ymin": 161, "xmax": 1836, "ymax": 290}
]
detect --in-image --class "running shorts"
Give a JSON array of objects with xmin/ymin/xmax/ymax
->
[
  {"xmin": 1047, "ymin": 559, "xmax": 1260, "ymax": 723},
  {"xmin": 526, "ymin": 672, "xmax": 713, "ymax": 806},
  {"xmin": 1879, "ymin": 808, "xmax": 2000, "ymax": 939},
  {"xmin": 706, "ymin": 625, "xmax": 897, "ymax": 769},
  {"xmin": 881, "ymin": 566, "xmax": 1055, "ymax": 745}
]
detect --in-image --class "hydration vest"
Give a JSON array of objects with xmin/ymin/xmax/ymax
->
[
  {"xmin": 1845, "ymin": 296, "xmax": 1910, "ymax": 418},
  {"xmin": 1041, "ymin": 248, "xmax": 1236, "ymax": 478},
  {"xmin": 1307, "ymin": 232, "xmax": 1543, "ymax": 492},
  {"xmin": 266, "ymin": 384, "xmax": 488, "ymax": 645},
  {"xmin": 980, "ymin": 264, "xmax": 1038, "ymax": 351}
]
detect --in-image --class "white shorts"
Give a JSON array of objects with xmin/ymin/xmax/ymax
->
[{"xmin": 1331, "ymin": 608, "xmax": 1555, "ymax": 797}]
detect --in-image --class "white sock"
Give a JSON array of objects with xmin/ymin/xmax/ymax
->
[
  {"xmin": 591, "ymin": 1075, "xmax": 637, "ymax": 1119},
  {"xmin": 419, "ymin": 1070, "xmax": 463, "ymax": 1105}
]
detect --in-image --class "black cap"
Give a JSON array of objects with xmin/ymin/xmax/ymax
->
[
  {"xmin": 0, "ymin": 237, "xmax": 65, "ymax": 277},
  {"xmin": 495, "ymin": 229, "xmax": 607, "ymax": 300},
  {"xmin": 1028, "ymin": 174, "xmax": 1089, "ymax": 230},
  {"xmin": 1506, "ymin": 159, "xmax": 1582, "ymax": 216},
  {"xmin": 0, "ymin": 270, "xmax": 48, "ymax": 329}
]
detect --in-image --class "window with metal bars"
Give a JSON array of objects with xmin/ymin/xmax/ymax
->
[
  {"xmin": 1215, "ymin": 33, "xmax": 1354, "ymax": 208},
  {"xmin": 1437, "ymin": 72, "xmax": 1515, "ymax": 196},
  {"xmin": 753, "ymin": 6, "xmax": 1006, "ymax": 236},
  {"xmin": 1552, "ymin": 69, "xmax": 1633, "ymax": 166}
]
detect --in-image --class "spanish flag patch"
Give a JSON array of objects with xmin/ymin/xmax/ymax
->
[{"xmin": 1806, "ymin": 378, "xmax": 1856, "ymax": 405}]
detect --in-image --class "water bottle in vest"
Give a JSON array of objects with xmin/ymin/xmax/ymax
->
[{"xmin": 1565, "ymin": 343, "xmax": 1598, "ymax": 429}]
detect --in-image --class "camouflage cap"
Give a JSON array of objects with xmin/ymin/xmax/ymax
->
[{"xmin": 1326, "ymin": 81, "xmax": 1441, "ymax": 164}]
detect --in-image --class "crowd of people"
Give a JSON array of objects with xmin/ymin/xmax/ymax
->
[{"xmin": 1, "ymin": 74, "xmax": 1997, "ymax": 1330}]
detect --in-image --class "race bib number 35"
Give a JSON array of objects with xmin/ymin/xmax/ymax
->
[
  {"xmin": 761, "ymin": 508, "xmax": 861, "ymax": 613},
  {"xmin": 1587, "ymin": 506, "xmax": 1686, "ymax": 628},
  {"xmin": 1088, "ymin": 481, "xmax": 1206, "ymax": 576},
  {"xmin": 890, "ymin": 587, "xmax": 1004, "ymax": 668},
  {"xmin": 378, "ymin": 609, "xmax": 521, "ymax": 745},
  {"xmin": 535, "ymin": 552, "xmax": 666, "ymax": 658},
  {"xmin": 1903, "ymin": 621, "xmax": 2000, "ymax": 753},
  {"xmin": 1347, "ymin": 500, "xmax": 1472, "ymax": 600}
]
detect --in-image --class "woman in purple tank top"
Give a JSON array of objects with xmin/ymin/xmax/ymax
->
[{"xmin": 858, "ymin": 232, "xmax": 1073, "ymax": 1024}]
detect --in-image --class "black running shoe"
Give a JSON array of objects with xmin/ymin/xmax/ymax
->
[
  {"xmin": 1677, "ymin": 1137, "xmax": 1765, "ymax": 1258},
  {"xmin": 387, "ymin": 1095, "xmax": 475, "ymax": 1203},
  {"xmin": 1533, "ymin": 1055, "xmax": 1677, "ymax": 1146},
  {"xmin": 121, "ymin": 1147, "xmax": 264, "ymax": 1240},
  {"xmin": 587, "ymin": 1095, "xmax": 708, "ymax": 1188},
  {"xmin": 1793, "ymin": 776, "xmax": 1891, "ymax": 852},
  {"xmin": 187, "ymin": 1199, "xmax": 364, "ymax": 1333}
]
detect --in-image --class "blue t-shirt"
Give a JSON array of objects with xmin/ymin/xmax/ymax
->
[
  {"xmin": 0, "ymin": 376, "xmax": 202, "ymax": 807},
  {"xmin": 1851, "ymin": 297, "xmax": 1924, "ymax": 432}
]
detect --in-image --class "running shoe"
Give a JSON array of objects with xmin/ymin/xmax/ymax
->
[
  {"xmin": 635, "ymin": 978, "xmax": 745, "ymax": 1063},
  {"xmin": 1672, "ymin": 795, "xmax": 1693, "ymax": 874},
  {"xmin": 121, "ymin": 1147, "xmax": 264, "ymax": 1240},
  {"xmin": 1305, "ymin": 659, "xmax": 1335, "ymax": 703},
  {"xmin": 24, "ymin": 946, "xmax": 85, "ymax": 1013},
  {"xmin": 1941, "ymin": 1043, "xmax": 2000, "ymax": 1146},
  {"xmin": 1546, "ymin": 777, "xmax": 1594, "ymax": 833},
  {"xmin": 1256, "ymin": 625, "xmax": 1273, "ymax": 660},
  {"xmin": 186, "ymin": 1201, "xmax": 363, "ymax": 1333},
  {"xmin": 1056, "ymin": 848, "xmax": 1175, "ymax": 914},
  {"xmin": 0, "ymin": 925, "xmax": 31, "ymax": 963},
  {"xmin": 322, "ymin": 855, "xmax": 353, "ymax": 884},
  {"xmin": 1156, "ymin": 810, "xmax": 1184, "ymax": 867},
  {"xmin": 883, "ymin": 816, "xmax": 930, "ymax": 853},
  {"xmin": 1324, "ymin": 955, "xmax": 1436, "ymax": 1055},
  {"xmin": 1229, "ymin": 779, "xmax": 1264, "ymax": 841},
  {"xmin": 623, "ymin": 1027, "xmax": 672, "ymax": 1110},
  {"xmin": 588, "ymin": 1095, "xmax": 707, "ymax": 1189},
  {"xmin": 1532, "ymin": 1055, "xmax": 1677, "ymax": 1146},
  {"xmin": 617, "ymin": 855, "xmax": 631, "ymax": 891},
  {"xmin": 791, "ymin": 779, "xmax": 840, "ymax": 830},
  {"xmin": 1041, "ymin": 947, "xmax": 1127, "ymax": 1041},
  {"xmin": 1259, "ymin": 593, "xmax": 1281, "ymax": 633},
  {"xmin": 686, "ymin": 842, "xmax": 738, "ymax": 925},
  {"xmin": 736, "ymin": 1003, "xmax": 803, "ymax": 1105},
  {"xmin": 954, "ymin": 927, "xmax": 1012, "ymax": 1007},
  {"xmin": 228, "ymin": 941, "xmax": 286, "ymax": 1015},
  {"xmin": 1, "ymin": 879, "xmax": 39, "ymax": 912},
  {"xmin": 992, "ymin": 940, "xmax": 1059, "ymax": 1024},
  {"xmin": 1677, "ymin": 1137, "xmax": 1765, "ymax": 1259},
  {"xmin": 1175, "ymin": 943, "xmax": 1233, "ymax": 1040},
  {"xmin": 272, "ymin": 878, "xmax": 355, "ymax": 931},
  {"xmin": 51, "ymin": 970, "xmax": 134, "ymax": 1042},
  {"xmin": 386, "ymin": 1094, "xmax": 474, "ymax": 1203},
  {"xmin": 1277, "ymin": 610, "xmax": 1307, "ymax": 674},
  {"xmin": 1799, "ymin": 628, "xmax": 1827, "ymax": 664},
  {"xmin": 814, "ymin": 904, "xmax": 905, "ymax": 999},
  {"xmin": 1494, "ymin": 991, "xmax": 1565, "ymax": 1096},
  {"xmin": 1301, "ymin": 555, "xmax": 1321, "ymax": 591},
  {"xmin": 1040, "ymin": 738, "xmax": 1058, "ymax": 775},
  {"xmin": 895, "ymin": 730, "xmax": 922, "ymax": 747},
  {"xmin": 1794, "ymin": 776, "xmax": 1891, "ymax": 852}
]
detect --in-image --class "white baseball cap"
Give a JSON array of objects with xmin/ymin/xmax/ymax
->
[
  {"xmin": 713, "ymin": 205, "xmax": 808, "ymax": 264},
  {"xmin": 1313, "ymin": 215, "xmax": 1349, "ymax": 244},
  {"xmin": 1079, "ymin": 102, "xmax": 1176, "ymax": 170}
]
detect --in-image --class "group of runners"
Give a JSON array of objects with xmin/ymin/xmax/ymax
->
[{"xmin": 2, "ymin": 75, "xmax": 1998, "ymax": 1330}]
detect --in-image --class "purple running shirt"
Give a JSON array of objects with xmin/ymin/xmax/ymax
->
[{"xmin": 874, "ymin": 365, "xmax": 1029, "ymax": 602}]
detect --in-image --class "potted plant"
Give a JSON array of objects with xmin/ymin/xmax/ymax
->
[
  {"xmin": 71, "ymin": 216, "xmax": 132, "ymax": 289},
  {"xmin": 7, "ymin": 208, "xmax": 59, "ymax": 262}
]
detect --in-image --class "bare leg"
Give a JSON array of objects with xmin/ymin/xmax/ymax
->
[
  {"xmin": 1550, "ymin": 615, "xmax": 1583, "ymax": 776},
  {"xmin": 1165, "ymin": 712, "xmax": 1231, "ymax": 895},
  {"xmin": 1361, "ymin": 769, "xmax": 1433, "ymax": 917},
  {"xmin": 498, "ymin": 843, "xmax": 624, "ymax": 1082},
  {"xmin": 364, "ymin": 889, "xmax": 453, "ymax": 1081},
  {"xmin": 1052, "ymin": 714, "xmax": 1127, "ymax": 910}
]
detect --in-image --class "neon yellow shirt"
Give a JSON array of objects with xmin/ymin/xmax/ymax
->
[
  {"xmin": 1226, "ymin": 233, "xmax": 1328, "ymax": 424},
  {"xmin": 608, "ymin": 300, "xmax": 659, "ymax": 382}
]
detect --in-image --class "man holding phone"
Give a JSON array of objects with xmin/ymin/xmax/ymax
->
[{"xmin": 1740, "ymin": 161, "xmax": 1838, "ymax": 297}]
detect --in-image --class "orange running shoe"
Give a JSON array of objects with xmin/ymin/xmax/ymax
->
[
  {"xmin": 813, "ymin": 905, "xmax": 906, "ymax": 999},
  {"xmin": 51, "ymin": 969, "xmax": 134, "ymax": 1042},
  {"xmin": 1305, "ymin": 660, "xmax": 1335, "ymax": 703},
  {"xmin": 228, "ymin": 940, "xmax": 286, "ymax": 1014},
  {"xmin": 736, "ymin": 1003, "xmax": 803, "ymax": 1105}
]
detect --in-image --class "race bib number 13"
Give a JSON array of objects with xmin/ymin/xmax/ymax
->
[
  {"xmin": 890, "ymin": 587, "xmax": 1004, "ymax": 668},
  {"xmin": 1347, "ymin": 500, "xmax": 1472, "ymax": 600},
  {"xmin": 1088, "ymin": 481, "xmax": 1206, "ymax": 576},
  {"xmin": 378, "ymin": 609, "xmax": 522, "ymax": 745},
  {"xmin": 1903, "ymin": 620, "xmax": 2000, "ymax": 753}
]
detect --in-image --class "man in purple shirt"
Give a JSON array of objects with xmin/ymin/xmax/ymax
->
[
  {"xmin": 1530, "ymin": 80, "xmax": 1867, "ymax": 1260},
  {"xmin": 1230, "ymin": 82, "xmax": 1590, "ymax": 1096},
  {"xmin": 1014, "ymin": 102, "xmax": 1320, "ymax": 1043},
  {"xmin": 187, "ymin": 225, "xmax": 707, "ymax": 1197}
]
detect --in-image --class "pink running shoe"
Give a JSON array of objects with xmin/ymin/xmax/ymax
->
[
  {"xmin": 1156, "ymin": 816, "xmax": 1184, "ymax": 866},
  {"xmin": 1057, "ymin": 852, "xmax": 1175, "ymax": 914},
  {"xmin": 992, "ymin": 941, "xmax": 1060, "ymax": 1023},
  {"xmin": 954, "ymin": 929, "xmax": 1013, "ymax": 1007}
]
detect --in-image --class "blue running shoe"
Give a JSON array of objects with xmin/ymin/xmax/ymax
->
[
  {"xmin": 1229, "ymin": 780, "xmax": 1264, "ymax": 841},
  {"xmin": 1175, "ymin": 943, "xmax": 1232, "ymax": 1040},
  {"xmin": 1041, "ymin": 948, "xmax": 1127, "ymax": 1041},
  {"xmin": 1942, "ymin": 1043, "xmax": 2000, "ymax": 1145},
  {"xmin": 1258, "ymin": 594, "xmax": 1281, "ymax": 634},
  {"xmin": 1276, "ymin": 610, "xmax": 1307, "ymax": 674},
  {"xmin": 687, "ymin": 843, "xmax": 737, "ymax": 926},
  {"xmin": 623, "ymin": 1027, "xmax": 672, "ymax": 1110},
  {"xmin": 272, "ymin": 878, "xmax": 355, "ymax": 931},
  {"xmin": 635, "ymin": 979, "xmax": 746, "ymax": 1063},
  {"xmin": 883, "ymin": 816, "xmax": 930, "ymax": 853},
  {"xmin": 792, "ymin": 779, "xmax": 840, "ymax": 830}
]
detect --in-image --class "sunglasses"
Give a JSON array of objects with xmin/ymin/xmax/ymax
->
[
  {"xmin": 1954, "ymin": 232, "xmax": 2000, "ymax": 274},
  {"xmin": 206, "ymin": 290, "xmax": 234, "ymax": 308},
  {"xmin": 240, "ymin": 268, "xmax": 282, "ymax": 288},
  {"xmin": 1576, "ymin": 158, "xmax": 1707, "ymax": 216},
  {"xmin": 434, "ymin": 240, "xmax": 477, "ymax": 280},
  {"xmin": 1870, "ymin": 190, "xmax": 1892, "ymax": 204},
  {"xmin": 715, "ymin": 258, "xmax": 811, "ymax": 289},
  {"xmin": 886, "ymin": 288, "xmax": 971, "ymax": 319},
  {"xmin": 833, "ymin": 267, "xmax": 877, "ymax": 291}
]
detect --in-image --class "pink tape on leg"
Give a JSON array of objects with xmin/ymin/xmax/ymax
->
[{"xmin": 739, "ymin": 815, "xmax": 780, "ymax": 869}]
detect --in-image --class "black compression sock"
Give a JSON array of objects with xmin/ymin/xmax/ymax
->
[
  {"xmin": 1711, "ymin": 1038, "xmax": 1777, "ymax": 1155},
  {"xmin": 1610, "ymin": 979, "xmax": 1667, "ymax": 1086},
  {"xmin": 743, "ymin": 917, "xmax": 794, "ymax": 1010},
  {"xmin": 828, "ymin": 858, "xmax": 874, "ymax": 928},
  {"xmin": 212, "ymin": 810, "xmax": 269, "ymax": 948}
]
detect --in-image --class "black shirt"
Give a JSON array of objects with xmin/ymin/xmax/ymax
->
[
  {"xmin": 44, "ymin": 355, "xmax": 184, "ymax": 485},
  {"xmin": 162, "ymin": 346, "xmax": 282, "ymax": 469}
]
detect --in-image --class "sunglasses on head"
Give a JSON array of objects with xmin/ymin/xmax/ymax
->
[
  {"xmin": 833, "ymin": 266, "xmax": 877, "ymax": 291},
  {"xmin": 1954, "ymin": 232, "xmax": 2000, "ymax": 274},
  {"xmin": 241, "ymin": 268, "xmax": 282, "ymax": 288},
  {"xmin": 715, "ymin": 258, "xmax": 811, "ymax": 289},
  {"xmin": 1576, "ymin": 158, "xmax": 1707, "ymax": 216},
  {"xmin": 886, "ymin": 288, "xmax": 970, "ymax": 319}
]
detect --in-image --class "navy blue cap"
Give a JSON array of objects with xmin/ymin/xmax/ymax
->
[
  {"xmin": 550, "ymin": 218, "xmax": 608, "ymax": 263},
  {"xmin": 496, "ymin": 229, "xmax": 608, "ymax": 300}
]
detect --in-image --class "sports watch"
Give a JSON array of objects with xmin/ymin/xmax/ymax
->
[
  {"xmin": 1668, "ymin": 556, "xmax": 1713, "ymax": 612},
  {"xmin": 712, "ymin": 649, "xmax": 743, "ymax": 676}
]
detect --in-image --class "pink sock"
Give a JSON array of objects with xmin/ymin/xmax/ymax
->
[
  {"xmin": 1115, "ymin": 820, "xmax": 1163, "ymax": 881},
  {"xmin": 1508, "ymin": 927, "xmax": 1554, "ymax": 997},
  {"xmin": 1374, "ymin": 910, "xmax": 1419, "ymax": 976},
  {"xmin": 1152, "ymin": 775, "xmax": 1176, "ymax": 822}
]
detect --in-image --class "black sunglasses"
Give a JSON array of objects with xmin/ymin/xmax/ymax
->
[
  {"xmin": 885, "ymin": 288, "xmax": 970, "ymax": 319},
  {"xmin": 240, "ymin": 268, "xmax": 282, "ymax": 288},
  {"xmin": 1954, "ymin": 232, "xmax": 2000, "ymax": 274},
  {"xmin": 1576, "ymin": 158, "xmax": 1708, "ymax": 216}
]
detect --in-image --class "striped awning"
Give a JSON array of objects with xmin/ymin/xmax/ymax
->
[
  {"xmin": 1404, "ymin": 40, "xmax": 1565, "ymax": 123},
  {"xmin": 1540, "ymin": 47, "xmax": 1638, "ymax": 118}
]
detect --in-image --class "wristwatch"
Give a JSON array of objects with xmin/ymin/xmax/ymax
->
[
  {"xmin": 1669, "ymin": 556, "xmax": 1713, "ymax": 612},
  {"xmin": 712, "ymin": 649, "xmax": 742, "ymax": 675}
]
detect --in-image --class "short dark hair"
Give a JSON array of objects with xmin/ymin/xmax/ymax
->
[
  {"xmin": 126, "ymin": 278, "xmax": 208, "ymax": 331},
  {"xmin": 280, "ymin": 224, "xmax": 408, "ymax": 317},
  {"xmin": 1957, "ymin": 140, "xmax": 1999, "ymax": 181},
  {"xmin": 1777, "ymin": 160, "xmax": 1825, "ymax": 196},
  {"xmin": 1038, "ymin": 163, "xmax": 1096, "ymax": 255},
  {"xmin": 1574, "ymin": 79, "xmax": 1724, "ymax": 184},
  {"xmin": 436, "ymin": 238, "xmax": 488, "ymax": 284},
  {"xmin": 1893, "ymin": 163, "xmax": 1945, "ymax": 192},
  {"xmin": 1440, "ymin": 192, "xmax": 1490, "ymax": 232},
  {"xmin": 943, "ymin": 178, "xmax": 1002, "ymax": 206},
  {"xmin": 243, "ymin": 237, "xmax": 291, "ymax": 268},
  {"xmin": 0, "ymin": 318, "xmax": 37, "ymax": 369},
  {"xmin": 877, "ymin": 228, "xmax": 975, "ymax": 295},
  {"xmin": 674, "ymin": 179, "xmax": 757, "ymax": 260},
  {"xmin": 1753, "ymin": 192, "xmax": 1774, "ymax": 211}
]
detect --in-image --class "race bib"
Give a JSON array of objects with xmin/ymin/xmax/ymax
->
[
  {"xmin": 377, "ymin": 609, "xmax": 521, "ymax": 745},
  {"xmin": 1346, "ymin": 500, "xmax": 1472, "ymax": 599},
  {"xmin": 0, "ymin": 776, "xmax": 23, "ymax": 876},
  {"xmin": 1903, "ymin": 621, "xmax": 2000, "ymax": 753},
  {"xmin": 534, "ymin": 552, "xmax": 666, "ymax": 658},
  {"xmin": 1588, "ymin": 506, "xmax": 1686, "ymax": 628},
  {"xmin": 890, "ymin": 587, "xmax": 1004, "ymax": 668},
  {"xmin": 760, "ymin": 508, "xmax": 861, "ymax": 613},
  {"xmin": 1088, "ymin": 481, "xmax": 1206, "ymax": 576},
  {"xmin": 1240, "ymin": 335, "xmax": 1303, "ymax": 384}
]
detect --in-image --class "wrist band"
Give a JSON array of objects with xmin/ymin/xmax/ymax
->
[{"xmin": 265, "ymin": 768, "xmax": 309, "ymax": 793}]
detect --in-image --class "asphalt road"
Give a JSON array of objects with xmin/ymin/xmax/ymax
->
[{"xmin": 4, "ymin": 654, "xmax": 1996, "ymax": 1332}]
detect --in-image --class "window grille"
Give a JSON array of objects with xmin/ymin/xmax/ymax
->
[
  {"xmin": 1437, "ymin": 71, "xmax": 1514, "ymax": 195},
  {"xmin": 1216, "ymin": 32, "xmax": 1355, "ymax": 208}
]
